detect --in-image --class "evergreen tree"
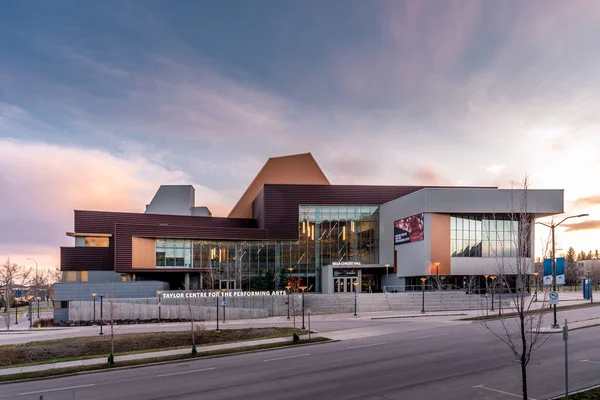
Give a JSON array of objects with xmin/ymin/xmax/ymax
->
[
  {"xmin": 566, "ymin": 247, "xmax": 576, "ymax": 264},
  {"xmin": 577, "ymin": 250, "xmax": 587, "ymax": 261},
  {"xmin": 587, "ymin": 251, "xmax": 594, "ymax": 260},
  {"xmin": 594, "ymin": 249, "xmax": 599, "ymax": 260}
]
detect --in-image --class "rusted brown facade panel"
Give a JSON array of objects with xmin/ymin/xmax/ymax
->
[
  {"xmin": 74, "ymin": 210, "xmax": 257, "ymax": 234},
  {"xmin": 60, "ymin": 246, "xmax": 114, "ymax": 271}
]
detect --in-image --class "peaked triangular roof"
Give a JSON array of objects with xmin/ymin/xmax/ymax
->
[{"xmin": 228, "ymin": 153, "xmax": 330, "ymax": 218}]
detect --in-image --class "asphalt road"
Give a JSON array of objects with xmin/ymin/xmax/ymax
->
[{"xmin": 2, "ymin": 309, "xmax": 600, "ymax": 400}]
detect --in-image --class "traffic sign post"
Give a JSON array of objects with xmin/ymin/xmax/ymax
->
[{"xmin": 549, "ymin": 291, "xmax": 559, "ymax": 305}]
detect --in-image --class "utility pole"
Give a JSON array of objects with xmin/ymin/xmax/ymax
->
[{"xmin": 564, "ymin": 319, "xmax": 569, "ymax": 400}]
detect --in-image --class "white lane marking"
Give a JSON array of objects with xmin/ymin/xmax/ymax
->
[
  {"xmin": 157, "ymin": 367, "xmax": 216, "ymax": 377},
  {"xmin": 473, "ymin": 384, "xmax": 537, "ymax": 399},
  {"xmin": 417, "ymin": 332, "xmax": 449, "ymax": 339},
  {"xmin": 20, "ymin": 384, "xmax": 96, "ymax": 395},
  {"xmin": 346, "ymin": 342, "xmax": 387, "ymax": 350},
  {"xmin": 581, "ymin": 359, "xmax": 600, "ymax": 364},
  {"xmin": 264, "ymin": 353, "xmax": 310, "ymax": 362}
]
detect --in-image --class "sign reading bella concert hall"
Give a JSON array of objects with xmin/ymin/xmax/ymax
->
[
  {"xmin": 394, "ymin": 213, "xmax": 425, "ymax": 245},
  {"xmin": 161, "ymin": 291, "xmax": 287, "ymax": 299}
]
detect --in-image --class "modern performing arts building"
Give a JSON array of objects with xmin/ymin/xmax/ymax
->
[{"xmin": 55, "ymin": 153, "xmax": 563, "ymax": 319}]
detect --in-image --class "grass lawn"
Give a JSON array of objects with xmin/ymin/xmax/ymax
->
[
  {"xmin": 0, "ymin": 337, "xmax": 330, "ymax": 383},
  {"xmin": 554, "ymin": 386, "xmax": 600, "ymax": 399},
  {"xmin": 0, "ymin": 327, "xmax": 303, "ymax": 369}
]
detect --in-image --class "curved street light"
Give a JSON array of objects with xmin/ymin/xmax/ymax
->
[{"xmin": 536, "ymin": 214, "xmax": 589, "ymax": 328}]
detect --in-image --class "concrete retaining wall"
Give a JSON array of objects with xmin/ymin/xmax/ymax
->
[{"xmin": 69, "ymin": 300, "xmax": 268, "ymax": 322}]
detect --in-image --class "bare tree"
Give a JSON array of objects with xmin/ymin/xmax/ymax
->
[
  {"xmin": 481, "ymin": 177, "xmax": 549, "ymax": 400},
  {"xmin": 185, "ymin": 297, "xmax": 198, "ymax": 355},
  {"xmin": 105, "ymin": 290, "xmax": 121, "ymax": 365}
]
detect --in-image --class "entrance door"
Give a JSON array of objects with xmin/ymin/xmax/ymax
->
[{"xmin": 334, "ymin": 277, "xmax": 360, "ymax": 293}]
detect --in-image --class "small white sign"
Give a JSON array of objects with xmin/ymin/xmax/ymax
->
[
  {"xmin": 549, "ymin": 291, "xmax": 559, "ymax": 305},
  {"xmin": 307, "ymin": 308, "xmax": 311, "ymax": 314}
]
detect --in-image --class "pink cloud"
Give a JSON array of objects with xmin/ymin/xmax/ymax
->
[{"xmin": 0, "ymin": 139, "xmax": 234, "ymax": 260}]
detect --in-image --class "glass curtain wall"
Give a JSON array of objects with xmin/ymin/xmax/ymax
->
[
  {"xmin": 299, "ymin": 205, "xmax": 379, "ymax": 292},
  {"xmin": 154, "ymin": 205, "xmax": 380, "ymax": 293},
  {"xmin": 451, "ymin": 215, "xmax": 530, "ymax": 258}
]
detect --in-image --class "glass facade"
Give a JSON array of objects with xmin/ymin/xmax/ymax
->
[
  {"xmin": 154, "ymin": 205, "xmax": 380, "ymax": 292},
  {"xmin": 451, "ymin": 215, "xmax": 529, "ymax": 258}
]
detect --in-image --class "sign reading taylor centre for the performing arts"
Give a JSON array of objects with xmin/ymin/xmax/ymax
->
[
  {"xmin": 161, "ymin": 291, "xmax": 287, "ymax": 299},
  {"xmin": 394, "ymin": 213, "xmax": 425, "ymax": 245}
]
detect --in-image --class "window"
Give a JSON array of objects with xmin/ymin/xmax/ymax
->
[
  {"xmin": 63, "ymin": 271, "xmax": 77, "ymax": 282},
  {"xmin": 85, "ymin": 237, "xmax": 109, "ymax": 247},
  {"xmin": 81, "ymin": 271, "xmax": 88, "ymax": 282},
  {"xmin": 451, "ymin": 215, "xmax": 530, "ymax": 258}
]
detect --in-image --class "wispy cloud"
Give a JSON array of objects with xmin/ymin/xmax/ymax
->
[
  {"xmin": 572, "ymin": 196, "xmax": 600, "ymax": 208},
  {"xmin": 563, "ymin": 220, "xmax": 600, "ymax": 232}
]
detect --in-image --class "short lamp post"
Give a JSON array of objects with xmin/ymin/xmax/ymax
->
[
  {"xmin": 285, "ymin": 285, "xmax": 291, "ymax": 320},
  {"xmin": 36, "ymin": 298, "xmax": 40, "ymax": 319},
  {"xmin": 353, "ymin": 281, "xmax": 359, "ymax": 317},
  {"xmin": 156, "ymin": 291, "xmax": 163, "ymax": 323},
  {"xmin": 420, "ymin": 277, "xmax": 427, "ymax": 314},
  {"xmin": 434, "ymin": 262, "xmax": 440, "ymax": 279},
  {"xmin": 384, "ymin": 264, "xmax": 390, "ymax": 292},
  {"xmin": 221, "ymin": 288, "xmax": 227, "ymax": 323},
  {"xmin": 92, "ymin": 293, "xmax": 97, "ymax": 323},
  {"xmin": 533, "ymin": 272, "xmax": 539, "ymax": 302},
  {"xmin": 299, "ymin": 285, "xmax": 308, "ymax": 330},
  {"xmin": 490, "ymin": 276, "xmax": 497, "ymax": 311},
  {"xmin": 215, "ymin": 290, "xmax": 222, "ymax": 333},
  {"xmin": 537, "ymin": 213, "xmax": 589, "ymax": 329},
  {"xmin": 15, "ymin": 303, "xmax": 18, "ymax": 325},
  {"xmin": 98, "ymin": 295, "xmax": 105, "ymax": 335}
]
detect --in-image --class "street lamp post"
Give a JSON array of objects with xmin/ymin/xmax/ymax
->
[
  {"xmin": 353, "ymin": 281, "xmax": 358, "ymax": 317},
  {"xmin": 490, "ymin": 276, "xmax": 497, "ymax": 311},
  {"xmin": 285, "ymin": 285, "xmax": 291, "ymax": 320},
  {"xmin": 420, "ymin": 277, "xmax": 427, "ymax": 314},
  {"xmin": 222, "ymin": 288, "xmax": 227, "ymax": 323},
  {"xmin": 15, "ymin": 303, "xmax": 18, "ymax": 325},
  {"xmin": 215, "ymin": 290, "xmax": 222, "ymax": 332},
  {"xmin": 384, "ymin": 263, "xmax": 390, "ymax": 292},
  {"xmin": 537, "ymin": 214, "xmax": 589, "ymax": 329},
  {"xmin": 92, "ymin": 293, "xmax": 97, "ymax": 323},
  {"xmin": 27, "ymin": 258, "xmax": 38, "ymax": 300},
  {"xmin": 533, "ymin": 272, "xmax": 539, "ymax": 302},
  {"xmin": 98, "ymin": 295, "xmax": 105, "ymax": 335},
  {"xmin": 36, "ymin": 298, "xmax": 40, "ymax": 319},
  {"xmin": 156, "ymin": 291, "xmax": 163, "ymax": 323},
  {"xmin": 299, "ymin": 285, "xmax": 307, "ymax": 330},
  {"xmin": 434, "ymin": 262, "xmax": 440, "ymax": 279}
]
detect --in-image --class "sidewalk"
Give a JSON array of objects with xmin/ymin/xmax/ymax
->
[{"xmin": 0, "ymin": 336, "xmax": 296, "ymax": 377}]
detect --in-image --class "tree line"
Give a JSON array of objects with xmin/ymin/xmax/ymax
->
[{"xmin": 0, "ymin": 258, "xmax": 62, "ymax": 311}]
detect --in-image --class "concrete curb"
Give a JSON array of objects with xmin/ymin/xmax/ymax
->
[
  {"xmin": 0, "ymin": 338, "xmax": 336, "ymax": 385},
  {"xmin": 546, "ymin": 382, "xmax": 600, "ymax": 399},
  {"xmin": 371, "ymin": 313, "xmax": 468, "ymax": 320}
]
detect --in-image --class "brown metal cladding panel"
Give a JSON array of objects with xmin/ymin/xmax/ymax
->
[
  {"xmin": 252, "ymin": 189, "xmax": 265, "ymax": 230},
  {"xmin": 114, "ymin": 223, "xmax": 269, "ymax": 271},
  {"xmin": 74, "ymin": 210, "xmax": 257, "ymax": 235},
  {"xmin": 60, "ymin": 246, "xmax": 114, "ymax": 271},
  {"xmin": 259, "ymin": 184, "xmax": 427, "ymax": 239}
]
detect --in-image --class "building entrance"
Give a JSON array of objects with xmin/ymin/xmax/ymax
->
[
  {"xmin": 333, "ymin": 277, "xmax": 359, "ymax": 293},
  {"xmin": 333, "ymin": 269, "xmax": 361, "ymax": 293}
]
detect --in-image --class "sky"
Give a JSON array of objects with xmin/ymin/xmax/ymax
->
[{"xmin": 1, "ymin": 0, "xmax": 599, "ymax": 270}]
